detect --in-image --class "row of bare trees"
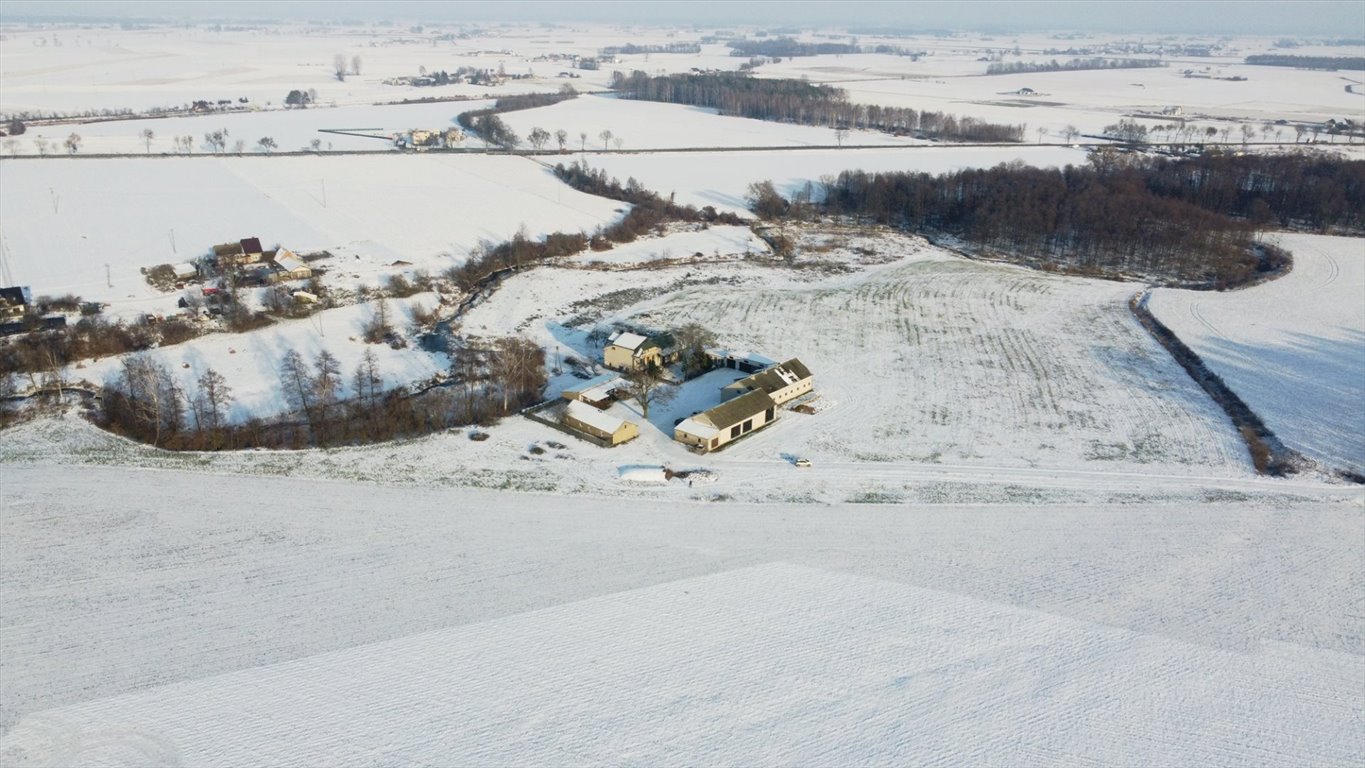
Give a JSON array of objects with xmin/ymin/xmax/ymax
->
[
  {"xmin": 610, "ymin": 70, "xmax": 1026, "ymax": 143},
  {"xmin": 92, "ymin": 334, "xmax": 548, "ymax": 451}
]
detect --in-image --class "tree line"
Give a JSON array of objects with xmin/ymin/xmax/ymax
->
[
  {"xmin": 727, "ymin": 38, "xmax": 858, "ymax": 57},
  {"xmin": 986, "ymin": 57, "xmax": 1164, "ymax": 75},
  {"xmin": 442, "ymin": 161, "xmax": 745, "ymax": 295},
  {"xmin": 1245, "ymin": 54, "xmax": 1365, "ymax": 70},
  {"xmin": 457, "ymin": 90, "xmax": 578, "ymax": 149},
  {"xmin": 766, "ymin": 149, "xmax": 1365, "ymax": 286},
  {"xmin": 610, "ymin": 70, "xmax": 1025, "ymax": 143},
  {"xmin": 96, "ymin": 336, "xmax": 547, "ymax": 451}
]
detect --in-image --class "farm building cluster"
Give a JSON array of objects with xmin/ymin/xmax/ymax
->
[
  {"xmin": 542, "ymin": 329, "xmax": 815, "ymax": 453},
  {"xmin": 209, "ymin": 236, "xmax": 314, "ymax": 285}
]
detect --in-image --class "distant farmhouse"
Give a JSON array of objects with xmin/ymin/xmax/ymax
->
[
  {"xmin": 603, "ymin": 331, "xmax": 677, "ymax": 371},
  {"xmin": 0, "ymin": 285, "xmax": 32, "ymax": 320},
  {"xmin": 211, "ymin": 237, "xmax": 312, "ymax": 284}
]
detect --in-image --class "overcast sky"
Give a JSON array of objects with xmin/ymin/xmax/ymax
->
[{"xmin": 3, "ymin": 0, "xmax": 1364, "ymax": 36}]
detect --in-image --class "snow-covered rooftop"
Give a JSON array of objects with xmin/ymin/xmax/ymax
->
[
  {"xmin": 609, "ymin": 332, "xmax": 648, "ymax": 351},
  {"xmin": 675, "ymin": 416, "xmax": 719, "ymax": 440},
  {"xmin": 564, "ymin": 400, "xmax": 632, "ymax": 435}
]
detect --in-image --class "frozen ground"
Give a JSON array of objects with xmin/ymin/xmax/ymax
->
[
  {"xmin": 762, "ymin": 51, "xmax": 1365, "ymax": 138},
  {"xmin": 1149, "ymin": 234, "xmax": 1365, "ymax": 474},
  {"xmin": 0, "ymin": 154, "xmax": 623, "ymax": 311},
  {"xmin": 0, "ymin": 464, "xmax": 1361, "ymax": 765},
  {"xmin": 11, "ymin": 99, "xmax": 493, "ymax": 156},
  {"xmin": 500, "ymin": 93, "xmax": 916, "ymax": 151},
  {"xmin": 581, "ymin": 145, "xmax": 1087, "ymax": 214}
]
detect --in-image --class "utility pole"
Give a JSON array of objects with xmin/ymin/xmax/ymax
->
[
  {"xmin": 169, "ymin": 228, "xmax": 176, "ymax": 253},
  {"xmin": 105, "ymin": 263, "xmax": 112, "ymax": 288},
  {"xmin": 321, "ymin": 179, "xmax": 327, "ymax": 208}
]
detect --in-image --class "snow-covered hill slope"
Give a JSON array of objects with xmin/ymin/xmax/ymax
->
[{"xmin": 1149, "ymin": 234, "xmax": 1365, "ymax": 474}]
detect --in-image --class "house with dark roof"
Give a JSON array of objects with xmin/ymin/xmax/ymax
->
[
  {"xmin": 0, "ymin": 286, "xmax": 32, "ymax": 320},
  {"xmin": 720, "ymin": 358, "xmax": 813, "ymax": 406},
  {"xmin": 674, "ymin": 389, "xmax": 777, "ymax": 452}
]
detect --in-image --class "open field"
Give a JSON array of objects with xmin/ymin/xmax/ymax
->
[
  {"xmin": 0, "ymin": 154, "xmax": 623, "ymax": 313},
  {"xmin": 581, "ymin": 144, "xmax": 1087, "ymax": 214},
  {"xmin": 1149, "ymin": 233, "xmax": 1365, "ymax": 474},
  {"xmin": 2, "ymin": 19, "xmax": 1364, "ymax": 766},
  {"xmin": 10, "ymin": 98, "xmax": 493, "ymax": 155},
  {"xmin": 500, "ymin": 93, "xmax": 917, "ymax": 150},
  {"xmin": 761, "ymin": 49, "xmax": 1365, "ymax": 137},
  {"xmin": 1, "ymin": 464, "xmax": 1361, "ymax": 764}
]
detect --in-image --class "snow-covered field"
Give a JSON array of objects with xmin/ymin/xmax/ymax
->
[
  {"xmin": 0, "ymin": 154, "xmax": 623, "ymax": 311},
  {"xmin": 761, "ymin": 51, "xmax": 1365, "ymax": 138},
  {"xmin": 500, "ymin": 93, "xmax": 916, "ymax": 150},
  {"xmin": 3, "ymin": 20, "xmax": 1364, "ymax": 766},
  {"xmin": 11, "ymin": 99, "xmax": 493, "ymax": 156},
  {"xmin": 1149, "ymin": 234, "xmax": 1365, "ymax": 474},
  {"xmin": 1, "ymin": 464, "xmax": 1361, "ymax": 765}
]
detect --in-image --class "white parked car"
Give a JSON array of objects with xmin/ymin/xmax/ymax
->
[{"xmin": 794, "ymin": 457, "xmax": 813, "ymax": 468}]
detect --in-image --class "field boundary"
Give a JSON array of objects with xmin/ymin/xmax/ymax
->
[{"xmin": 1130, "ymin": 289, "xmax": 1302, "ymax": 476}]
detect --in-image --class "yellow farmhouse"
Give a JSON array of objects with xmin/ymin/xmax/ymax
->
[{"xmin": 562, "ymin": 400, "xmax": 639, "ymax": 446}]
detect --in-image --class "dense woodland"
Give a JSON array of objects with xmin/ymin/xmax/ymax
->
[
  {"xmin": 985, "ymin": 57, "xmax": 1165, "ymax": 75},
  {"xmin": 768, "ymin": 150, "xmax": 1363, "ymax": 286},
  {"xmin": 727, "ymin": 37, "xmax": 859, "ymax": 57},
  {"xmin": 610, "ymin": 71, "xmax": 1025, "ymax": 143},
  {"xmin": 1244, "ymin": 54, "xmax": 1365, "ymax": 70}
]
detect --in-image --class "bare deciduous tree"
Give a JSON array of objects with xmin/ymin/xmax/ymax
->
[
  {"xmin": 141, "ymin": 128, "xmax": 154, "ymax": 153},
  {"xmin": 599, "ymin": 128, "xmax": 613, "ymax": 150},
  {"xmin": 555, "ymin": 128, "xmax": 568, "ymax": 152},
  {"xmin": 257, "ymin": 136, "xmax": 277, "ymax": 153},
  {"xmin": 333, "ymin": 53, "xmax": 348, "ymax": 81},
  {"xmin": 351, "ymin": 55, "xmax": 362, "ymax": 76},
  {"xmin": 621, "ymin": 362, "xmax": 674, "ymax": 420},
  {"xmin": 64, "ymin": 132, "xmax": 81, "ymax": 154}
]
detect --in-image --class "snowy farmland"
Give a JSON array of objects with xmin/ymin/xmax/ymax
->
[
  {"xmin": 1149, "ymin": 234, "xmax": 1365, "ymax": 474},
  {"xmin": 0, "ymin": 154, "xmax": 623, "ymax": 309},
  {"xmin": 581, "ymin": 144, "xmax": 1088, "ymax": 214},
  {"xmin": 2, "ymin": 17, "xmax": 1365, "ymax": 767},
  {"xmin": 1, "ymin": 464, "xmax": 1361, "ymax": 765}
]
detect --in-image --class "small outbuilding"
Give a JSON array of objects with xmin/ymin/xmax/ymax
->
[
  {"xmin": 561, "ymin": 372, "xmax": 624, "ymax": 408},
  {"xmin": 562, "ymin": 400, "xmax": 639, "ymax": 446},
  {"xmin": 269, "ymin": 248, "xmax": 313, "ymax": 283}
]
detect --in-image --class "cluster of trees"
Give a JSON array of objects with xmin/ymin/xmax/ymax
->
[
  {"xmin": 457, "ymin": 90, "xmax": 578, "ymax": 149},
  {"xmin": 986, "ymin": 57, "xmax": 1165, "ymax": 75},
  {"xmin": 1136, "ymin": 152, "xmax": 1365, "ymax": 232},
  {"xmin": 441, "ymin": 162, "xmax": 742, "ymax": 296},
  {"xmin": 284, "ymin": 89, "xmax": 318, "ymax": 107},
  {"xmin": 96, "ymin": 337, "xmax": 548, "ymax": 451},
  {"xmin": 610, "ymin": 71, "xmax": 1025, "ymax": 143},
  {"xmin": 600, "ymin": 43, "xmax": 701, "ymax": 55},
  {"xmin": 1245, "ymin": 54, "xmax": 1365, "ymax": 70},
  {"xmin": 333, "ymin": 53, "xmax": 361, "ymax": 81},
  {"xmin": 804, "ymin": 150, "xmax": 1363, "ymax": 285},
  {"xmin": 727, "ymin": 37, "xmax": 858, "ymax": 57},
  {"xmin": 802, "ymin": 155, "xmax": 1264, "ymax": 286}
]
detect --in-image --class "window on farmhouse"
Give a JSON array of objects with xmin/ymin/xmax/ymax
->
[
  {"xmin": 766, "ymin": 407, "xmax": 774, "ymax": 421},
  {"xmin": 731, "ymin": 425, "xmax": 741, "ymax": 439},
  {"xmin": 742, "ymin": 419, "xmax": 753, "ymax": 434}
]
